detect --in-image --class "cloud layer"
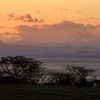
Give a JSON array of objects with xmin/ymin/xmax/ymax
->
[
  {"xmin": 13, "ymin": 20, "xmax": 100, "ymax": 46},
  {"xmin": 1, "ymin": 20, "xmax": 100, "ymax": 47}
]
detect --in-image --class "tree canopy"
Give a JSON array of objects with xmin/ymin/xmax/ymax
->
[
  {"xmin": 0, "ymin": 56, "xmax": 45, "ymax": 84},
  {"xmin": 63, "ymin": 64, "xmax": 98, "ymax": 79},
  {"xmin": 63, "ymin": 64, "xmax": 98, "ymax": 86}
]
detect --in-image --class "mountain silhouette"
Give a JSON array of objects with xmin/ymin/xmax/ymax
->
[{"xmin": 0, "ymin": 40, "xmax": 100, "ymax": 57}]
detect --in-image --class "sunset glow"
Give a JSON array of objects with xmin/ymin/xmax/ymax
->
[{"xmin": 0, "ymin": 0, "xmax": 100, "ymax": 47}]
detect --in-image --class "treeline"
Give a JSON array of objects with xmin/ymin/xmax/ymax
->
[{"xmin": 0, "ymin": 56, "xmax": 99, "ymax": 87}]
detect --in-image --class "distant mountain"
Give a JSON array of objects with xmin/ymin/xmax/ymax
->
[
  {"xmin": 0, "ymin": 40, "xmax": 100, "ymax": 58},
  {"xmin": 23, "ymin": 51, "xmax": 100, "ymax": 58},
  {"xmin": 64, "ymin": 51, "xmax": 100, "ymax": 58},
  {"xmin": 23, "ymin": 52, "xmax": 64, "ymax": 58}
]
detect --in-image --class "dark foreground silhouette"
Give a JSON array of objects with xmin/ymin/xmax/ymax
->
[{"xmin": 0, "ymin": 56, "xmax": 99, "ymax": 87}]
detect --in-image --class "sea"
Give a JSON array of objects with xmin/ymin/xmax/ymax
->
[{"xmin": 36, "ymin": 58, "xmax": 100, "ymax": 79}]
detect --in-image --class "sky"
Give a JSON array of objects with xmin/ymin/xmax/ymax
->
[{"xmin": 0, "ymin": 0, "xmax": 100, "ymax": 47}]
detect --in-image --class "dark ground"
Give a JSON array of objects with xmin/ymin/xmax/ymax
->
[{"xmin": 0, "ymin": 85, "xmax": 100, "ymax": 100}]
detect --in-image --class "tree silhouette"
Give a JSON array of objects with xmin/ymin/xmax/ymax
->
[
  {"xmin": 46, "ymin": 71, "xmax": 74, "ymax": 85},
  {"xmin": 0, "ymin": 56, "xmax": 45, "ymax": 84},
  {"xmin": 63, "ymin": 64, "xmax": 98, "ymax": 86}
]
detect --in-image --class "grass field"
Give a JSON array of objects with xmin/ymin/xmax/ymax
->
[{"xmin": 0, "ymin": 85, "xmax": 100, "ymax": 100}]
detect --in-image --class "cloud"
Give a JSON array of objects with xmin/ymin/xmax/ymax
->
[
  {"xmin": 0, "ymin": 32, "xmax": 19, "ymax": 42},
  {"xmin": 7, "ymin": 13, "xmax": 44, "ymax": 23},
  {"xmin": 77, "ymin": 10, "xmax": 82, "ymax": 13},
  {"xmin": 7, "ymin": 13, "xmax": 16, "ymax": 21},
  {"xmin": 60, "ymin": 8, "xmax": 68, "ymax": 11},
  {"xmin": 55, "ymin": 8, "xmax": 68, "ymax": 11},
  {"xmin": 15, "ymin": 14, "xmax": 45, "ymax": 23},
  {"xmin": 15, "ymin": 14, "xmax": 33, "ymax": 22},
  {"xmin": 15, "ymin": 15, "xmax": 24, "ymax": 20},
  {"xmin": 0, "ymin": 32, "xmax": 17, "ymax": 36},
  {"xmin": 87, "ymin": 24, "xmax": 96, "ymax": 29},
  {"xmin": 72, "ymin": 17, "xmax": 100, "ymax": 24},
  {"xmin": 77, "ymin": 17, "xmax": 100, "ymax": 21},
  {"xmin": 89, "ymin": 17, "xmax": 100, "ymax": 20},
  {"xmin": 14, "ymin": 20, "xmax": 100, "ymax": 47},
  {"xmin": 93, "ymin": 23, "xmax": 100, "ymax": 29},
  {"xmin": 0, "ymin": 26, "xmax": 5, "ymax": 28}
]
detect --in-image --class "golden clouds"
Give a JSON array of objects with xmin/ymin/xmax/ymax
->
[
  {"xmin": 0, "ymin": 19, "xmax": 100, "ymax": 46},
  {"xmin": 6, "ymin": 13, "xmax": 45, "ymax": 23},
  {"xmin": 15, "ymin": 14, "xmax": 44, "ymax": 23},
  {"xmin": 13, "ymin": 20, "xmax": 100, "ymax": 46}
]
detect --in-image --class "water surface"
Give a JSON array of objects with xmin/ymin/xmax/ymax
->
[{"xmin": 36, "ymin": 58, "xmax": 100, "ymax": 77}]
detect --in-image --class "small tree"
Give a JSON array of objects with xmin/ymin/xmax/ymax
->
[
  {"xmin": 63, "ymin": 64, "xmax": 98, "ymax": 86},
  {"xmin": 46, "ymin": 71, "xmax": 74, "ymax": 85},
  {"xmin": 0, "ymin": 56, "xmax": 45, "ymax": 84}
]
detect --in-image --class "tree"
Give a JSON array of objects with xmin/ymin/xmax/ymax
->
[
  {"xmin": 46, "ymin": 71, "xmax": 74, "ymax": 85},
  {"xmin": 63, "ymin": 64, "xmax": 98, "ymax": 86},
  {"xmin": 0, "ymin": 56, "xmax": 45, "ymax": 84}
]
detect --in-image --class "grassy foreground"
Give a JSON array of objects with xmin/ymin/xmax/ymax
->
[{"xmin": 0, "ymin": 85, "xmax": 100, "ymax": 100}]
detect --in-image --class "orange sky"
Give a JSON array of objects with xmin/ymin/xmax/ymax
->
[{"xmin": 0, "ymin": 0, "xmax": 100, "ymax": 47}]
